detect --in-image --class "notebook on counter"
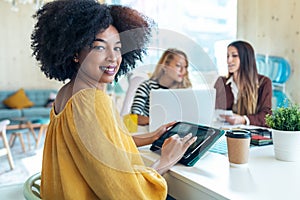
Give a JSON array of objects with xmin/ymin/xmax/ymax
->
[
  {"xmin": 149, "ymin": 88, "xmax": 216, "ymax": 132},
  {"xmin": 247, "ymin": 128, "xmax": 273, "ymax": 146}
]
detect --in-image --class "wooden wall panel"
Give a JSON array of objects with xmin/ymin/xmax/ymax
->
[{"xmin": 237, "ymin": 0, "xmax": 300, "ymax": 103}]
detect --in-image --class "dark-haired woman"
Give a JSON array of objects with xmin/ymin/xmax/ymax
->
[
  {"xmin": 31, "ymin": 0, "xmax": 196, "ymax": 199},
  {"xmin": 214, "ymin": 40, "xmax": 272, "ymax": 127}
]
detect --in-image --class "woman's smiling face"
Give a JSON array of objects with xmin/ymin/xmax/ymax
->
[{"xmin": 77, "ymin": 25, "xmax": 122, "ymax": 85}]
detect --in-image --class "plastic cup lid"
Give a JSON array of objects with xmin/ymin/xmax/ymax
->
[{"xmin": 225, "ymin": 129, "xmax": 251, "ymax": 138}]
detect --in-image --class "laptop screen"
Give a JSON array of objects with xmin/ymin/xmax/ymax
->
[{"xmin": 149, "ymin": 88, "xmax": 216, "ymax": 131}]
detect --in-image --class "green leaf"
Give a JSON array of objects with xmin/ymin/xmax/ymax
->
[{"xmin": 265, "ymin": 99, "xmax": 300, "ymax": 131}]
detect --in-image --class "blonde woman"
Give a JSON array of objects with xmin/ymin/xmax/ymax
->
[
  {"xmin": 214, "ymin": 40, "xmax": 272, "ymax": 127},
  {"xmin": 131, "ymin": 48, "xmax": 192, "ymax": 125}
]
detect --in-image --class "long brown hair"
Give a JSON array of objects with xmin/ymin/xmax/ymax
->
[
  {"xmin": 150, "ymin": 48, "xmax": 192, "ymax": 88},
  {"xmin": 227, "ymin": 41, "xmax": 259, "ymax": 115}
]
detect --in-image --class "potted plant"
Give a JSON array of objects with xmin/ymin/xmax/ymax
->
[{"xmin": 265, "ymin": 101, "xmax": 300, "ymax": 161}]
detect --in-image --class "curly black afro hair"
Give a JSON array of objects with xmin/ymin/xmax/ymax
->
[{"xmin": 31, "ymin": 0, "xmax": 154, "ymax": 82}]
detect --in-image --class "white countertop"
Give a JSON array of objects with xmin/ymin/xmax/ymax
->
[{"xmin": 139, "ymin": 144, "xmax": 300, "ymax": 200}]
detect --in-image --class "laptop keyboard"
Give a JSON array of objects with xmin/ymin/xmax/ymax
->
[{"xmin": 209, "ymin": 136, "xmax": 228, "ymax": 155}]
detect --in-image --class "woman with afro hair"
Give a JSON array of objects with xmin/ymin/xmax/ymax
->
[{"xmin": 31, "ymin": 0, "xmax": 196, "ymax": 199}]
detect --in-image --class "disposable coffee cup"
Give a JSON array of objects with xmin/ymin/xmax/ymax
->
[{"xmin": 225, "ymin": 130, "xmax": 251, "ymax": 167}]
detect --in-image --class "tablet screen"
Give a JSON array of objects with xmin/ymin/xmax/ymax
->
[{"xmin": 151, "ymin": 122, "xmax": 216, "ymax": 158}]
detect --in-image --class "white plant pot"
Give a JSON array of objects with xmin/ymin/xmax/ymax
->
[{"xmin": 272, "ymin": 129, "xmax": 300, "ymax": 162}]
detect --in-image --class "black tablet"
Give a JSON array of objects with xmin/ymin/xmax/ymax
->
[{"xmin": 150, "ymin": 121, "xmax": 225, "ymax": 166}]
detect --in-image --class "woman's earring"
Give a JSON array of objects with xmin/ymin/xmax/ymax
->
[{"xmin": 74, "ymin": 54, "xmax": 79, "ymax": 63}]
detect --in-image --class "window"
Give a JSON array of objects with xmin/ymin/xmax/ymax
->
[{"xmin": 109, "ymin": 0, "xmax": 237, "ymax": 81}]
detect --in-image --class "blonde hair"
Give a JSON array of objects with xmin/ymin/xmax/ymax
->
[{"xmin": 150, "ymin": 48, "xmax": 192, "ymax": 88}]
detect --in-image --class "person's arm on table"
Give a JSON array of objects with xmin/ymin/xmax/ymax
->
[
  {"xmin": 136, "ymin": 114, "xmax": 149, "ymax": 126},
  {"xmin": 133, "ymin": 121, "xmax": 176, "ymax": 147},
  {"xmin": 223, "ymin": 114, "xmax": 246, "ymax": 125}
]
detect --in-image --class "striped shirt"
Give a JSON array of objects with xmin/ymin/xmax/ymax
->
[{"xmin": 130, "ymin": 79, "xmax": 167, "ymax": 117}]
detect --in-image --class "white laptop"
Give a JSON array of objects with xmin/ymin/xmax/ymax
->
[{"xmin": 149, "ymin": 88, "xmax": 216, "ymax": 132}]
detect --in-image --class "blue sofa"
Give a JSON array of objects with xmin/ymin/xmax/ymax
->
[{"xmin": 0, "ymin": 89, "xmax": 57, "ymax": 121}]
